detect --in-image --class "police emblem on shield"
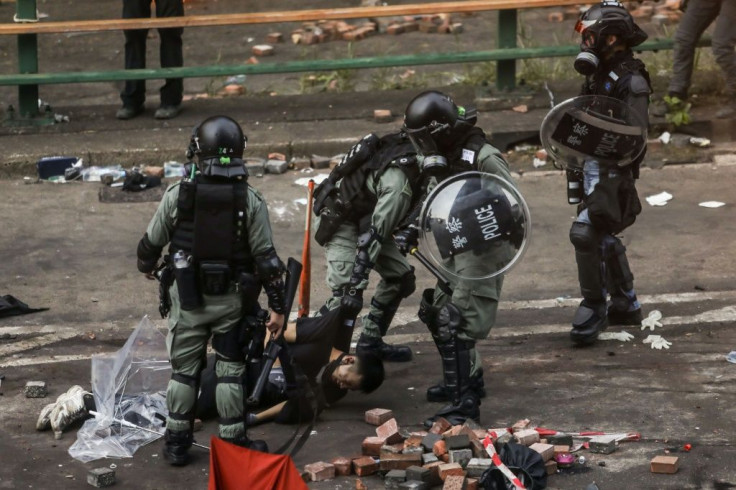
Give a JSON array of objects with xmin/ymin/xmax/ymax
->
[
  {"xmin": 540, "ymin": 95, "xmax": 648, "ymax": 169},
  {"xmin": 419, "ymin": 172, "xmax": 530, "ymax": 281}
]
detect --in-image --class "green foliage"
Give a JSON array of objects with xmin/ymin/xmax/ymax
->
[{"xmin": 663, "ymin": 95, "xmax": 692, "ymax": 127}]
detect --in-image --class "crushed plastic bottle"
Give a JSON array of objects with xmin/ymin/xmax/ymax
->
[
  {"xmin": 726, "ymin": 351, "xmax": 736, "ymax": 364},
  {"xmin": 81, "ymin": 165, "xmax": 126, "ymax": 182},
  {"xmin": 164, "ymin": 161, "xmax": 187, "ymax": 178}
]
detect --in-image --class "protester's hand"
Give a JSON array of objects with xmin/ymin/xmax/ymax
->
[
  {"xmin": 394, "ymin": 226, "xmax": 419, "ymax": 255},
  {"xmin": 266, "ymin": 311, "xmax": 285, "ymax": 339},
  {"xmin": 340, "ymin": 286, "xmax": 364, "ymax": 319},
  {"xmin": 643, "ymin": 334, "xmax": 671, "ymax": 350},
  {"xmin": 640, "ymin": 310, "xmax": 663, "ymax": 331}
]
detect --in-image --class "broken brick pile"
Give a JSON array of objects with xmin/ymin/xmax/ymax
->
[
  {"xmin": 545, "ymin": 1, "xmax": 683, "ymax": 25},
  {"xmin": 300, "ymin": 412, "xmax": 578, "ymax": 489}
]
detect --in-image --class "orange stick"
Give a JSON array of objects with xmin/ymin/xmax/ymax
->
[{"xmin": 298, "ymin": 180, "xmax": 315, "ymax": 318}]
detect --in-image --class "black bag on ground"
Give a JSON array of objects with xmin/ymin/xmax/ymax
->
[
  {"xmin": 586, "ymin": 175, "xmax": 641, "ymax": 234},
  {"xmin": 0, "ymin": 295, "xmax": 48, "ymax": 318},
  {"xmin": 479, "ymin": 442, "xmax": 547, "ymax": 490}
]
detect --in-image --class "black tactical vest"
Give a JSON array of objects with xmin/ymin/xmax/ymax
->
[
  {"xmin": 170, "ymin": 174, "xmax": 254, "ymax": 273},
  {"xmin": 582, "ymin": 53, "xmax": 652, "ymax": 99},
  {"xmin": 446, "ymin": 127, "xmax": 488, "ymax": 175},
  {"xmin": 336, "ymin": 133, "xmax": 420, "ymax": 224}
]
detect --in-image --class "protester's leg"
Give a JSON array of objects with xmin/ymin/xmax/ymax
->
[
  {"xmin": 713, "ymin": 0, "xmax": 736, "ymax": 117},
  {"xmin": 119, "ymin": 0, "xmax": 149, "ymax": 113},
  {"xmin": 668, "ymin": 0, "xmax": 721, "ymax": 98},
  {"xmin": 356, "ymin": 243, "xmax": 415, "ymax": 362},
  {"xmin": 155, "ymin": 0, "xmax": 184, "ymax": 113}
]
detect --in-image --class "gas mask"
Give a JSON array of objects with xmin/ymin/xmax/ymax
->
[
  {"xmin": 405, "ymin": 123, "xmax": 450, "ymax": 173},
  {"xmin": 574, "ymin": 29, "xmax": 607, "ymax": 76}
]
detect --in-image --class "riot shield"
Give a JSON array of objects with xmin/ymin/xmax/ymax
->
[
  {"xmin": 419, "ymin": 172, "xmax": 530, "ymax": 281},
  {"xmin": 540, "ymin": 95, "xmax": 647, "ymax": 169}
]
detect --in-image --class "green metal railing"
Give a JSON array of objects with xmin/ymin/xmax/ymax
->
[{"xmin": 2, "ymin": 0, "xmax": 709, "ymax": 123}]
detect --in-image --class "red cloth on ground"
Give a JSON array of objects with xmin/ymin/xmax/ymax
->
[{"xmin": 208, "ymin": 436, "xmax": 308, "ymax": 490}]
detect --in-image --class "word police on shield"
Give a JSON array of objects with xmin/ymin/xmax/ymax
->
[
  {"xmin": 540, "ymin": 95, "xmax": 647, "ymax": 169},
  {"xmin": 419, "ymin": 172, "xmax": 530, "ymax": 281}
]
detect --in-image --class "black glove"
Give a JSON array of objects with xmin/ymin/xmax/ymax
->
[
  {"xmin": 340, "ymin": 286, "xmax": 363, "ymax": 319},
  {"xmin": 394, "ymin": 226, "xmax": 419, "ymax": 256}
]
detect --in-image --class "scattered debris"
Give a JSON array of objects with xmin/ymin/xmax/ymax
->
[
  {"xmin": 643, "ymin": 334, "xmax": 672, "ymax": 350},
  {"xmin": 163, "ymin": 161, "xmax": 186, "ymax": 178},
  {"xmin": 645, "ymin": 191, "xmax": 673, "ymax": 207},
  {"xmin": 598, "ymin": 331, "xmax": 634, "ymax": 342},
  {"xmin": 641, "ymin": 310, "xmax": 663, "ymax": 331},
  {"xmin": 699, "ymin": 201, "xmax": 725, "ymax": 208},
  {"xmin": 689, "ymin": 136, "xmax": 710, "ymax": 147},
  {"xmin": 658, "ymin": 131, "xmax": 671, "ymax": 144},
  {"xmin": 650, "ymin": 455, "xmax": 679, "ymax": 474},
  {"xmin": 25, "ymin": 380, "xmax": 48, "ymax": 398},
  {"xmin": 87, "ymin": 467, "xmax": 115, "ymax": 488},
  {"xmin": 725, "ymin": 351, "xmax": 736, "ymax": 364},
  {"xmin": 512, "ymin": 104, "xmax": 528, "ymax": 113}
]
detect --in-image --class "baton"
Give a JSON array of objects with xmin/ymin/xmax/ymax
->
[
  {"xmin": 298, "ymin": 179, "xmax": 314, "ymax": 318},
  {"xmin": 88, "ymin": 410, "xmax": 210, "ymax": 450},
  {"xmin": 409, "ymin": 247, "xmax": 453, "ymax": 295}
]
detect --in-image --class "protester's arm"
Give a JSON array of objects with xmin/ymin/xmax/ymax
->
[{"xmin": 252, "ymin": 400, "xmax": 288, "ymax": 424}]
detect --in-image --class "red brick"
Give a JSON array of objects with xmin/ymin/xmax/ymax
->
[
  {"xmin": 650, "ymin": 455, "xmax": 679, "ymax": 474},
  {"xmin": 511, "ymin": 419, "xmax": 531, "ymax": 431},
  {"xmin": 352, "ymin": 456, "xmax": 378, "ymax": 476},
  {"xmin": 387, "ymin": 23, "xmax": 405, "ymax": 35},
  {"xmin": 365, "ymin": 408, "xmax": 394, "ymax": 425},
  {"xmin": 356, "ymin": 478, "xmax": 368, "ymax": 490},
  {"xmin": 545, "ymin": 459, "xmax": 558, "ymax": 475},
  {"xmin": 433, "ymin": 439, "xmax": 447, "ymax": 457},
  {"xmin": 429, "ymin": 417, "xmax": 452, "ymax": 435},
  {"xmin": 553, "ymin": 445, "xmax": 570, "ymax": 456},
  {"xmin": 443, "ymin": 474, "xmax": 467, "ymax": 489},
  {"xmin": 418, "ymin": 21, "xmax": 438, "ymax": 33},
  {"xmin": 376, "ymin": 418, "xmax": 404, "ymax": 445},
  {"xmin": 379, "ymin": 452, "xmax": 423, "ymax": 471},
  {"xmin": 252, "ymin": 44, "xmax": 274, "ymax": 56},
  {"xmin": 266, "ymin": 32, "xmax": 283, "ymax": 43},
  {"xmin": 404, "ymin": 434, "xmax": 424, "ymax": 450},
  {"xmin": 467, "ymin": 477, "xmax": 478, "ymax": 490},
  {"xmin": 443, "ymin": 425, "xmax": 463, "ymax": 438},
  {"xmin": 374, "ymin": 109, "xmax": 393, "ymax": 123},
  {"xmin": 331, "ymin": 456, "xmax": 352, "ymax": 476},
  {"xmin": 438, "ymin": 462, "xmax": 464, "ymax": 481},
  {"xmin": 547, "ymin": 11, "xmax": 564, "ymax": 22},
  {"xmin": 380, "ymin": 443, "xmax": 405, "ymax": 456},
  {"xmin": 304, "ymin": 461, "xmax": 335, "ymax": 482},
  {"xmin": 513, "ymin": 429, "xmax": 540, "ymax": 446},
  {"xmin": 362, "ymin": 436, "xmax": 386, "ymax": 457}
]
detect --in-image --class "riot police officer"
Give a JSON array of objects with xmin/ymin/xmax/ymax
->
[
  {"xmin": 136, "ymin": 115, "xmax": 286, "ymax": 465},
  {"xmin": 312, "ymin": 132, "xmax": 421, "ymax": 362},
  {"xmin": 568, "ymin": 1, "xmax": 651, "ymax": 345},
  {"xmin": 396, "ymin": 90, "xmax": 520, "ymax": 427}
]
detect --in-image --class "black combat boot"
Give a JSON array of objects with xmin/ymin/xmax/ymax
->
[
  {"xmin": 356, "ymin": 333, "xmax": 412, "ymax": 363},
  {"xmin": 426, "ymin": 368, "xmax": 486, "ymax": 402},
  {"xmin": 570, "ymin": 299, "xmax": 608, "ymax": 345},
  {"xmin": 163, "ymin": 429, "xmax": 193, "ymax": 466},
  {"xmin": 221, "ymin": 432, "xmax": 269, "ymax": 453},
  {"xmin": 423, "ymin": 338, "xmax": 480, "ymax": 428},
  {"xmin": 607, "ymin": 295, "xmax": 643, "ymax": 326}
]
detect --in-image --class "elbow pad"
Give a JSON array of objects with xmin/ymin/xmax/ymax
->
[
  {"xmin": 255, "ymin": 249, "xmax": 286, "ymax": 314},
  {"xmin": 137, "ymin": 233, "xmax": 162, "ymax": 273}
]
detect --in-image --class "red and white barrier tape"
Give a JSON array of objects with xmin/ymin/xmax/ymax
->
[{"xmin": 482, "ymin": 435, "xmax": 526, "ymax": 490}]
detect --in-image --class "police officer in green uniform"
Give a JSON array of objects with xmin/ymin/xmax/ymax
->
[
  {"xmin": 395, "ymin": 91, "xmax": 519, "ymax": 427},
  {"xmin": 312, "ymin": 132, "xmax": 420, "ymax": 362},
  {"xmin": 136, "ymin": 115, "xmax": 286, "ymax": 465}
]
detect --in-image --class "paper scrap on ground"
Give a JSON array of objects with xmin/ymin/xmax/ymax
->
[
  {"xmin": 658, "ymin": 131, "xmax": 671, "ymax": 144},
  {"xmin": 699, "ymin": 201, "xmax": 725, "ymax": 208},
  {"xmin": 533, "ymin": 157, "xmax": 547, "ymax": 168},
  {"xmin": 599, "ymin": 331, "xmax": 634, "ymax": 342},
  {"xmin": 646, "ymin": 192, "xmax": 673, "ymax": 206}
]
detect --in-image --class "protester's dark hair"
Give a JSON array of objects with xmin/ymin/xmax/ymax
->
[
  {"xmin": 356, "ymin": 353, "xmax": 385, "ymax": 394},
  {"xmin": 320, "ymin": 357, "xmax": 348, "ymax": 406}
]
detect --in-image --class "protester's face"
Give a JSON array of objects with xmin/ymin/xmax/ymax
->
[{"xmin": 332, "ymin": 356, "xmax": 362, "ymax": 390}]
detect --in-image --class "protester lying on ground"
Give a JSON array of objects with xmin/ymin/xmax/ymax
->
[{"xmin": 196, "ymin": 309, "xmax": 385, "ymax": 425}]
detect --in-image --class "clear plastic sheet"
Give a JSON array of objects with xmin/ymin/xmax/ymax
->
[{"xmin": 69, "ymin": 316, "xmax": 171, "ymax": 462}]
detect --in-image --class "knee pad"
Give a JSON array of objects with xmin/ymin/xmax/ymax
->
[
  {"xmin": 434, "ymin": 302, "xmax": 463, "ymax": 342},
  {"xmin": 569, "ymin": 222, "xmax": 598, "ymax": 251},
  {"xmin": 397, "ymin": 267, "xmax": 417, "ymax": 299}
]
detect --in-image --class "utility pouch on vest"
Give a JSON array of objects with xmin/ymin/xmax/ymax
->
[
  {"xmin": 238, "ymin": 272, "xmax": 261, "ymax": 312},
  {"xmin": 174, "ymin": 260, "xmax": 202, "ymax": 310},
  {"xmin": 314, "ymin": 212, "xmax": 343, "ymax": 246},
  {"xmin": 199, "ymin": 261, "xmax": 231, "ymax": 295}
]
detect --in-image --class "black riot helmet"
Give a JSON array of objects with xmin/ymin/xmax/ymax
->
[
  {"xmin": 574, "ymin": 1, "xmax": 648, "ymax": 75},
  {"xmin": 186, "ymin": 115, "xmax": 248, "ymax": 178},
  {"xmin": 402, "ymin": 90, "xmax": 477, "ymax": 173}
]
